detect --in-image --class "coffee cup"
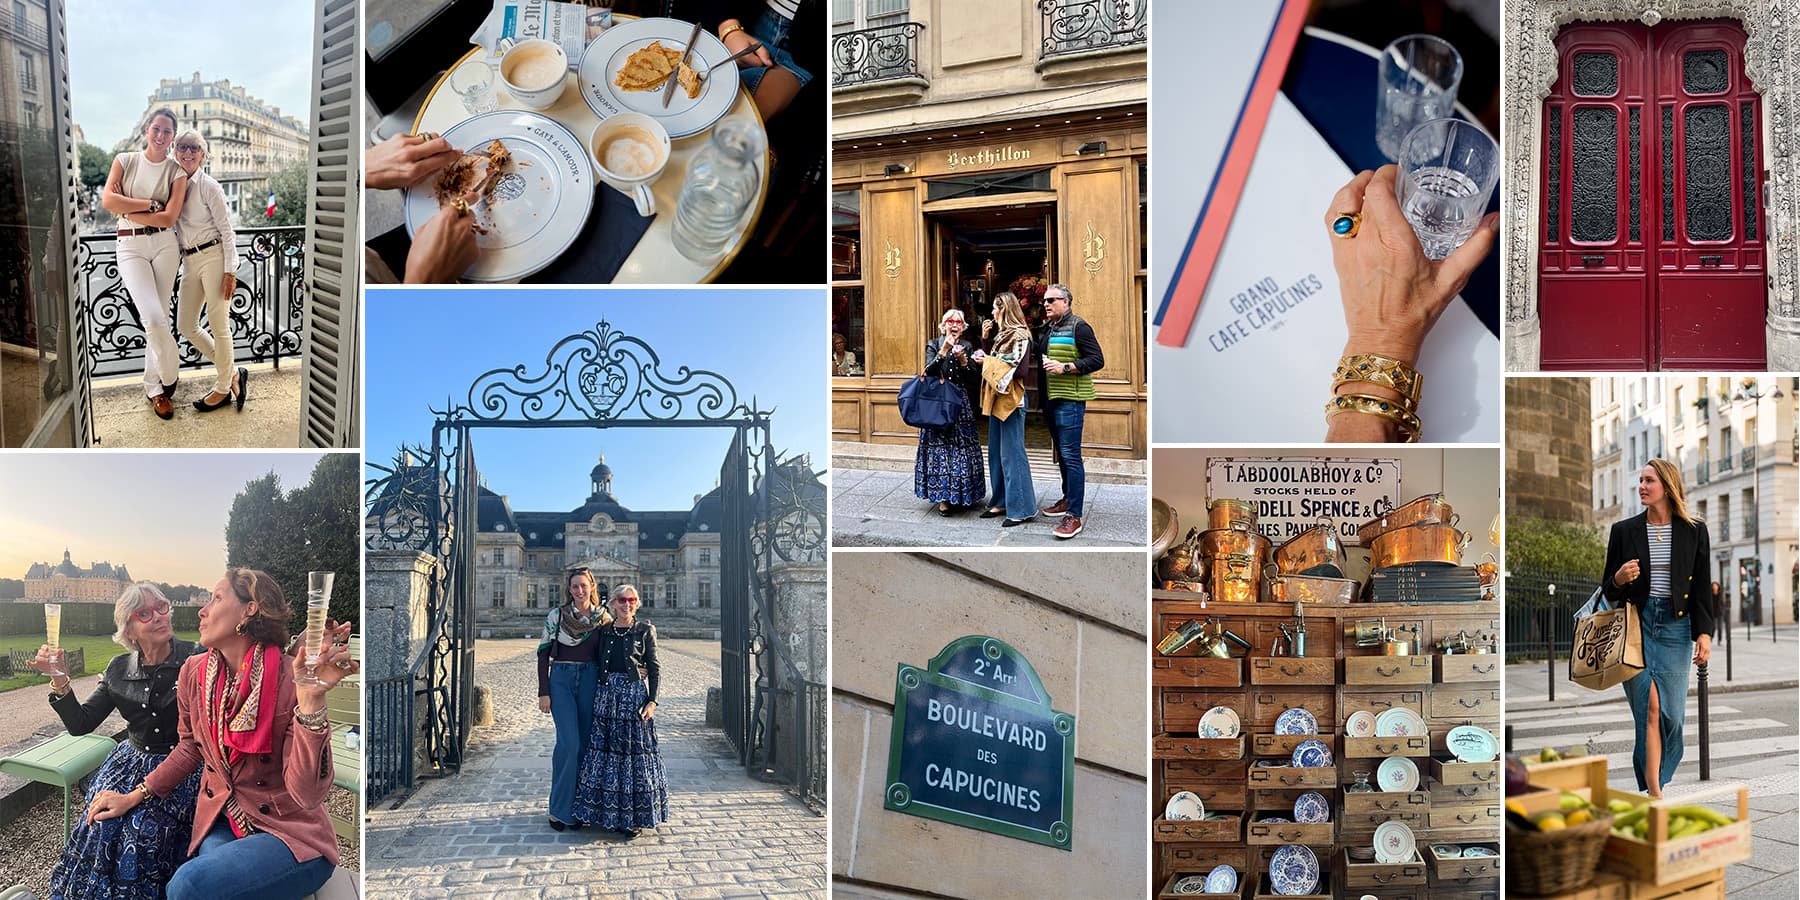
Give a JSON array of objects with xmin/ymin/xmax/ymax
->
[
  {"xmin": 590, "ymin": 113, "xmax": 670, "ymax": 217},
  {"xmin": 500, "ymin": 38, "xmax": 569, "ymax": 110}
]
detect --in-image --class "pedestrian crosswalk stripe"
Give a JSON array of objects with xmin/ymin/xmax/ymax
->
[
  {"xmin": 1511, "ymin": 717, "xmax": 1791, "ymax": 750},
  {"xmin": 1507, "ymin": 704, "xmax": 1742, "ymax": 728}
]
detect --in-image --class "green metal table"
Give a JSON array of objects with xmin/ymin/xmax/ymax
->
[{"xmin": 0, "ymin": 732, "xmax": 117, "ymax": 838}]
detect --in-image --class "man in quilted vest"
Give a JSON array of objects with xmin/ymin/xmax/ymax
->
[{"xmin": 1033, "ymin": 284, "xmax": 1105, "ymax": 539}]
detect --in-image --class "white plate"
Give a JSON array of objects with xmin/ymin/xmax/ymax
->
[
  {"xmin": 1374, "ymin": 821, "xmax": 1416, "ymax": 864},
  {"xmin": 402, "ymin": 111, "xmax": 594, "ymax": 282},
  {"xmin": 1199, "ymin": 705, "xmax": 1241, "ymax": 739},
  {"xmin": 1344, "ymin": 710, "xmax": 1377, "ymax": 738},
  {"xmin": 1373, "ymin": 707, "xmax": 1426, "ymax": 738},
  {"xmin": 1165, "ymin": 790, "xmax": 1205, "ymax": 821},
  {"xmin": 1377, "ymin": 756, "xmax": 1420, "ymax": 792},
  {"xmin": 577, "ymin": 17, "xmax": 738, "ymax": 138},
  {"xmin": 1172, "ymin": 875, "xmax": 1208, "ymax": 894},
  {"xmin": 1447, "ymin": 725, "xmax": 1498, "ymax": 763}
]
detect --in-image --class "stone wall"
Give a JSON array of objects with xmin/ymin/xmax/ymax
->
[
  {"xmin": 831, "ymin": 551, "xmax": 1147, "ymax": 897},
  {"xmin": 1507, "ymin": 378, "xmax": 1595, "ymax": 526}
]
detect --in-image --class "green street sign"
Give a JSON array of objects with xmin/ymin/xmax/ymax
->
[{"xmin": 885, "ymin": 635, "xmax": 1075, "ymax": 850}]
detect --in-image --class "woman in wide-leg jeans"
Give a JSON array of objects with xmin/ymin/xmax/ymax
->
[
  {"xmin": 536, "ymin": 567, "xmax": 612, "ymax": 829},
  {"xmin": 978, "ymin": 291, "xmax": 1036, "ymax": 526}
]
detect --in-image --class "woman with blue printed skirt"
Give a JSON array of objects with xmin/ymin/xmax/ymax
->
[
  {"xmin": 537, "ymin": 567, "xmax": 612, "ymax": 831},
  {"xmin": 1601, "ymin": 458, "xmax": 1714, "ymax": 797},
  {"xmin": 571, "ymin": 584, "xmax": 669, "ymax": 837}
]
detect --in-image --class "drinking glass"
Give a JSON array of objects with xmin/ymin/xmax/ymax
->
[
  {"xmin": 1396, "ymin": 118, "xmax": 1498, "ymax": 260},
  {"xmin": 1376, "ymin": 34, "xmax": 1463, "ymax": 161},
  {"xmin": 43, "ymin": 603, "xmax": 63, "ymax": 677},
  {"xmin": 450, "ymin": 60, "xmax": 498, "ymax": 116},
  {"xmin": 296, "ymin": 571, "xmax": 334, "ymax": 687}
]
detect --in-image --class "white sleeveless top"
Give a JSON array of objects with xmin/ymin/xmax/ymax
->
[{"xmin": 117, "ymin": 152, "xmax": 182, "ymax": 228}]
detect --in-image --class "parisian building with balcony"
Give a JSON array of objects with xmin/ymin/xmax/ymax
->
[
  {"xmin": 1591, "ymin": 376, "xmax": 1800, "ymax": 624},
  {"xmin": 115, "ymin": 71, "xmax": 310, "ymax": 216}
]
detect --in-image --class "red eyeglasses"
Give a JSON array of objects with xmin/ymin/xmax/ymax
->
[{"xmin": 132, "ymin": 600, "xmax": 172, "ymax": 623}]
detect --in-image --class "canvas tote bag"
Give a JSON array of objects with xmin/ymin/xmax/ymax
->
[{"xmin": 1569, "ymin": 588, "xmax": 1645, "ymax": 690}]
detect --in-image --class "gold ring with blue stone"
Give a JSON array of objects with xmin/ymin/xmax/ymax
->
[{"xmin": 1331, "ymin": 211, "xmax": 1362, "ymax": 238}]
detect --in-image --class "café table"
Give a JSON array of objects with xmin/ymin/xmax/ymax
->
[{"xmin": 409, "ymin": 16, "xmax": 770, "ymax": 283}]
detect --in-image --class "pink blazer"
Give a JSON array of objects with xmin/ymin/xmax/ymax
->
[{"xmin": 144, "ymin": 650, "xmax": 339, "ymax": 865}]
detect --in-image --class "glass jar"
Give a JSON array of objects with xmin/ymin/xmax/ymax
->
[
  {"xmin": 672, "ymin": 117, "xmax": 765, "ymax": 261},
  {"xmin": 1346, "ymin": 770, "xmax": 1376, "ymax": 793}
]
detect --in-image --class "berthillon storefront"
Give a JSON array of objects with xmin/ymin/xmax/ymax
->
[{"xmin": 831, "ymin": 103, "xmax": 1147, "ymax": 460}]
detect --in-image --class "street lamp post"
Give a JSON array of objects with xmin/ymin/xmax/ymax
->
[{"xmin": 1546, "ymin": 582, "xmax": 1556, "ymax": 703}]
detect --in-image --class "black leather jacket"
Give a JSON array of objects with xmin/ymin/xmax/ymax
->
[
  {"xmin": 50, "ymin": 639, "xmax": 203, "ymax": 754},
  {"xmin": 597, "ymin": 622, "xmax": 661, "ymax": 704},
  {"xmin": 924, "ymin": 337, "xmax": 981, "ymax": 408}
]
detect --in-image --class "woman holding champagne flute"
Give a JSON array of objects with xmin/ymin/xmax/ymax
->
[
  {"xmin": 28, "ymin": 584, "xmax": 204, "ymax": 900},
  {"xmin": 84, "ymin": 568, "xmax": 357, "ymax": 899}
]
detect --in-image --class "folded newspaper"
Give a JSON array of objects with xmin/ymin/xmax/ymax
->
[{"xmin": 471, "ymin": 0, "xmax": 591, "ymax": 61}]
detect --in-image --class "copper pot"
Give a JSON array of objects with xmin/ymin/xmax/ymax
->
[
  {"xmin": 1207, "ymin": 498, "xmax": 1258, "ymax": 531},
  {"xmin": 1270, "ymin": 574, "xmax": 1360, "ymax": 604},
  {"xmin": 1356, "ymin": 493, "xmax": 1458, "ymax": 546},
  {"xmin": 1367, "ymin": 522, "xmax": 1472, "ymax": 568},
  {"xmin": 1274, "ymin": 524, "xmax": 1347, "ymax": 577},
  {"xmin": 1198, "ymin": 524, "xmax": 1272, "ymax": 561},
  {"xmin": 1206, "ymin": 553, "xmax": 1265, "ymax": 603}
]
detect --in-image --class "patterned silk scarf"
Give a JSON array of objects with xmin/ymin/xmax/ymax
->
[
  {"xmin": 202, "ymin": 643, "xmax": 279, "ymax": 838},
  {"xmin": 540, "ymin": 598, "xmax": 611, "ymax": 651}
]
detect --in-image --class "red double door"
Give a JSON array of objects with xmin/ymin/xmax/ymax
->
[{"xmin": 1539, "ymin": 20, "xmax": 1767, "ymax": 370}]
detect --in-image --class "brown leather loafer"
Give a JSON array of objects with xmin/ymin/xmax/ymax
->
[{"xmin": 148, "ymin": 394, "xmax": 174, "ymax": 420}]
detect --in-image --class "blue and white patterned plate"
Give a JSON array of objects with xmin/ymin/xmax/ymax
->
[
  {"xmin": 1260, "ymin": 815, "xmax": 1291, "ymax": 823},
  {"xmin": 1293, "ymin": 791, "xmax": 1330, "ymax": 823},
  {"xmin": 1205, "ymin": 864, "xmax": 1238, "ymax": 894},
  {"xmin": 1291, "ymin": 738, "xmax": 1333, "ymax": 768},
  {"xmin": 1269, "ymin": 843, "xmax": 1321, "ymax": 896},
  {"xmin": 1199, "ymin": 705, "xmax": 1241, "ymax": 739},
  {"xmin": 1274, "ymin": 707, "xmax": 1318, "ymax": 735}
]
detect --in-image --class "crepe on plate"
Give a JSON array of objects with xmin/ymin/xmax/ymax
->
[
  {"xmin": 435, "ymin": 139, "xmax": 514, "ymax": 208},
  {"xmin": 613, "ymin": 40, "xmax": 702, "ymax": 98}
]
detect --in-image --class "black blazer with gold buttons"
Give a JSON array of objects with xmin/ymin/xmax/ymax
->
[{"xmin": 1601, "ymin": 511, "xmax": 1714, "ymax": 638}]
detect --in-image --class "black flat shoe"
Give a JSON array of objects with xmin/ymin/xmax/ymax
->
[
  {"xmin": 569, "ymin": 819, "xmax": 586, "ymax": 830},
  {"xmin": 979, "ymin": 507, "xmax": 1006, "ymax": 519},
  {"xmin": 937, "ymin": 503, "xmax": 954, "ymax": 517},
  {"xmin": 232, "ymin": 367, "xmax": 249, "ymax": 411},
  {"xmin": 548, "ymin": 818, "xmax": 566, "ymax": 832},
  {"xmin": 619, "ymin": 827, "xmax": 639, "ymax": 839},
  {"xmin": 193, "ymin": 390, "xmax": 231, "ymax": 412},
  {"xmin": 1002, "ymin": 516, "xmax": 1033, "ymax": 527}
]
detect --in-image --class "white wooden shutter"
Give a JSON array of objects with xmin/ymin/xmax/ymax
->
[
  {"xmin": 296, "ymin": 0, "xmax": 359, "ymax": 447},
  {"xmin": 50, "ymin": 0, "xmax": 91, "ymax": 447}
]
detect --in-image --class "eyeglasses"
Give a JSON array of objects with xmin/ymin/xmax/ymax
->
[
  {"xmin": 132, "ymin": 600, "xmax": 172, "ymax": 623},
  {"xmin": 1046, "ymin": 294, "xmax": 1069, "ymax": 303},
  {"xmin": 175, "ymin": 143, "xmax": 201, "ymax": 153},
  {"xmin": 610, "ymin": 595, "xmax": 639, "ymax": 604}
]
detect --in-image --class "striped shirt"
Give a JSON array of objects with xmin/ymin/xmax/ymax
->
[
  {"xmin": 1647, "ymin": 523, "xmax": 1673, "ymax": 597},
  {"xmin": 765, "ymin": 0, "xmax": 800, "ymax": 17}
]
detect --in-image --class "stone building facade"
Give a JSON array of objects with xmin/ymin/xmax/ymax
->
[
  {"xmin": 831, "ymin": 551, "xmax": 1146, "ymax": 897},
  {"xmin": 117, "ymin": 71, "xmax": 309, "ymax": 215},
  {"xmin": 23, "ymin": 548, "xmax": 132, "ymax": 601},
  {"xmin": 1507, "ymin": 377, "xmax": 1596, "ymax": 526},
  {"xmin": 473, "ymin": 456, "xmax": 722, "ymax": 635}
]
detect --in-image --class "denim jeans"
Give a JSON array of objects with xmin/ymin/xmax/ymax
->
[
  {"xmin": 548, "ymin": 661, "xmax": 599, "ymax": 823},
  {"xmin": 1045, "ymin": 398, "xmax": 1088, "ymax": 517},
  {"xmin": 987, "ymin": 408, "xmax": 1034, "ymax": 518},
  {"xmin": 740, "ymin": 7, "xmax": 814, "ymax": 92},
  {"xmin": 1623, "ymin": 595, "xmax": 1692, "ymax": 791},
  {"xmin": 166, "ymin": 821, "xmax": 333, "ymax": 900}
]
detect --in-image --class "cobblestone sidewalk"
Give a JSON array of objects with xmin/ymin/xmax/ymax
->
[{"xmin": 365, "ymin": 638, "xmax": 826, "ymax": 899}]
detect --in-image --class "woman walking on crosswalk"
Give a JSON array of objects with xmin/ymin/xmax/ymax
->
[{"xmin": 1601, "ymin": 458, "xmax": 1714, "ymax": 797}]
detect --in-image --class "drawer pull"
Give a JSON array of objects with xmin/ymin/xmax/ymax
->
[
  {"xmin": 1471, "ymin": 769, "xmax": 1497, "ymax": 782},
  {"xmin": 1280, "ymin": 664, "xmax": 1305, "ymax": 677},
  {"xmin": 1458, "ymin": 812, "xmax": 1481, "ymax": 824},
  {"xmin": 1377, "ymin": 741, "xmax": 1402, "ymax": 754},
  {"xmin": 1582, "ymin": 255, "xmax": 1605, "ymax": 267},
  {"xmin": 1459, "ymin": 697, "xmax": 1483, "ymax": 708},
  {"xmin": 1372, "ymin": 872, "xmax": 1400, "ymax": 884},
  {"xmin": 1377, "ymin": 664, "xmax": 1401, "ymax": 677},
  {"xmin": 1369, "ymin": 700, "xmax": 1393, "ymax": 709},
  {"xmin": 1376, "ymin": 798, "xmax": 1401, "ymax": 811},
  {"xmin": 1472, "ymin": 663, "xmax": 1496, "ymax": 674}
]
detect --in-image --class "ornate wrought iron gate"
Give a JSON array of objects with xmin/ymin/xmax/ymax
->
[
  {"xmin": 366, "ymin": 322, "xmax": 818, "ymax": 804},
  {"xmin": 1539, "ymin": 19, "xmax": 1767, "ymax": 370}
]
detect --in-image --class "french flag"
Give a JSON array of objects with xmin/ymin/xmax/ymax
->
[{"xmin": 265, "ymin": 189, "xmax": 276, "ymax": 219}]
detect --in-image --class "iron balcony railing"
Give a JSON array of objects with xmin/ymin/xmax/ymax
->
[
  {"xmin": 75, "ymin": 226, "xmax": 304, "ymax": 378},
  {"xmin": 0, "ymin": 14, "xmax": 48, "ymax": 48},
  {"xmin": 1040, "ymin": 0, "xmax": 1149, "ymax": 59},
  {"xmin": 831, "ymin": 21, "xmax": 926, "ymax": 88},
  {"xmin": 1719, "ymin": 519, "xmax": 1731, "ymax": 542},
  {"xmin": 1717, "ymin": 453, "xmax": 1733, "ymax": 473},
  {"xmin": 1695, "ymin": 460, "xmax": 1711, "ymax": 485},
  {"xmin": 1744, "ymin": 515, "xmax": 1757, "ymax": 537},
  {"xmin": 1741, "ymin": 447, "xmax": 1756, "ymax": 469}
]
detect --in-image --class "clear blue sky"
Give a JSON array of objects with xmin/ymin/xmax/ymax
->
[
  {"xmin": 366, "ymin": 289, "xmax": 827, "ymax": 515},
  {"xmin": 0, "ymin": 452, "xmax": 336, "ymax": 587},
  {"xmin": 68, "ymin": 0, "xmax": 314, "ymax": 148}
]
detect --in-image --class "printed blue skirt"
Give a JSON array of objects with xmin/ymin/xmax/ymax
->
[
  {"xmin": 1623, "ymin": 595, "xmax": 1693, "ymax": 792},
  {"xmin": 50, "ymin": 741, "xmax": 203, "ymax": 900},
  {"xmin": 913, "ymin": 401, "xmax": 985, "ymax": 506},
  {"xmin": 571, "ymin": 672, "xmax": 671, "ymax": 830}
]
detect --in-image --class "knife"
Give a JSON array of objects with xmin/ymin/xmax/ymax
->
[{"xmin": 664, "ymin": 20, "xmax": 704, "ymax": 108}]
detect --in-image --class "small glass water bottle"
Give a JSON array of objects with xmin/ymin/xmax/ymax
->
[{"xmin": 672, "ymin": 117, "xmax": 765, "ymax": 261}]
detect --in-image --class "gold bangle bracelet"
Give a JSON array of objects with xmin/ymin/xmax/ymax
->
[
  {"xmin": 719, "ymin": 22, "xmax": 745, "ymax": 40},
  {"xmin": 1325, "ymin": 393, "xmax": 1423, "ymax": 443},
  {"xmin": 1331, "ymin": 353, "xmax": 1423, "ymax": 406}
]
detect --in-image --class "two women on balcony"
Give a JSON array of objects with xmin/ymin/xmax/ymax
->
[
  {"xmin": 172, "ymin": 130, "xmax": 249, "ymax": 413},
  {"xmin": 101, "ymin": 108, "xmax": 189, "ymax": 420}
]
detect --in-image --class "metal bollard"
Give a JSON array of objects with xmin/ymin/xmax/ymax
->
[
  {"xmin": 1544, "ymin": 603, "xmax": 1555, "ymax": 703},
  {"xmin": 1696, "ymin": 660, "xmax": 1710, "ymax": 782}
]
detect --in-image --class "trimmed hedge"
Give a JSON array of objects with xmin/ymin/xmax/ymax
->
[{"xmin": 0, "ymin": 600, "xmax": 201, "ymax": 636}]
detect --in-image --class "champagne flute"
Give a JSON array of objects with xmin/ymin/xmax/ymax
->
[
  {"xmin": 43, "ymin": 603, "xmax": 64, "ymax": 677},
  {"xmin": 296, "ymin": 572, "xmax": 333, "ymax": 687}
]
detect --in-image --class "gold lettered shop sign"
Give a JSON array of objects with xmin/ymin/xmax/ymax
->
[{"xmin": 886, "ymin": 636, "xmax": 1075, "ymax": 850}]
